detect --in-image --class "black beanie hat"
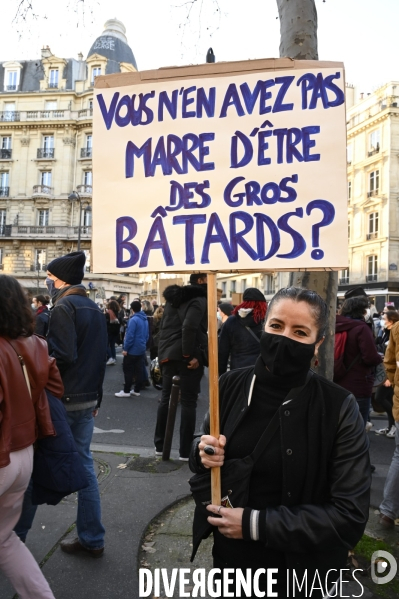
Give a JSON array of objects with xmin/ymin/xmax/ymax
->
[
  {"xmin": 243, "ymin": 287, "xmax": 266, "ymax": 302},
  {"xmin": 219, "ymin": 302, "xmax": 234, "ymax": 317},
  {"xmin": 344, "ymin": 287, "xmax": 368, "ymax": 300},
  {"xmin": 47, "ymin": 251, "xmax": 86, "ymax": 285}
]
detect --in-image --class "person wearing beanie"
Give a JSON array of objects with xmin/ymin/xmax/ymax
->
[
  {"xmin": 15, "ymin": 251, "xmax": 108, "ymax": 557},
  {"xmin": 218, "ymin": 287, "xmax": 267, "ymax": 375},
  {"xmin": 217, "ymin": 302, "xmax": 233, "ymax": 336},
  {"xmin": 115, "ymin": 301, "xmax": 149, "ymax": 397}
]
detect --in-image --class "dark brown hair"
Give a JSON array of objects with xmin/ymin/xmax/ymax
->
[
  {"xmin": 36, "ymin": 294, "xmax": 50, "ymax": 306},
  {"xmin": 0, "ymin": 275, "xmax": 35, "ymax": 338},
  {"xmin": 385, "ymin": 310, "xmax": 399, "ymax": 324},
  {"xmin": 267, "ymin": 287, "xmax": 328, "ymax": 341}
]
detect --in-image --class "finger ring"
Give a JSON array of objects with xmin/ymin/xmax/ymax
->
[
  {"xmin": 204, "ymin": 445, "xmax": 215, "ymax": 456},
  {"xmin": 217, "ymin": 506, "xmax": 222, "ymax": 514}
]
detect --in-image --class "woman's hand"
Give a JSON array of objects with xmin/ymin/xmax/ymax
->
[
  {"xmin": 198, "ymin": 434, "xmax": 226, "ymax": 468},
  {"xmin": 206, "ymin": 505, "xmax": 244, "ymax": 539},
  {"xmin": 384, "ymin": 379, "xmax": 392, "ymax": 387}
]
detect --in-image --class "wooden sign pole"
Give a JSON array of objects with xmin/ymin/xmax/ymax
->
[{"xmin": 207, "ymin": 272, "xmax": 221, "ymax": 506}]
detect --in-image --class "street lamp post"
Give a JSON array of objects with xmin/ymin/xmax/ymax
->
[{"xmin": 68, "ymin": 191, "xmax": 91, "ymax": 251}]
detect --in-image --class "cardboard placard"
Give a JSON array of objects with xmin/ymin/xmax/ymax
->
[{"xmin": 92, "ymin": 59, "xmax": 348, "ymax": 274}]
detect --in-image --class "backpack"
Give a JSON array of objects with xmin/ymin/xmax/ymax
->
[{"xmin": 333, "ymin": 330, "xmax": 360, "ymax": 381}]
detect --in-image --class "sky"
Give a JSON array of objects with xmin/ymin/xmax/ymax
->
[{"xmin": 2, "ymin": 0, "xmax": 398, "ymax": 97}]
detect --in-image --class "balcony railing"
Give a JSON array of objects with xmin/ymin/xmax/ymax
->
[
  {"xmin": 367, "ymin": 190, "xmax": 379, "ymax": 197},
  {"xmin": 367, "ymin": 232, "xmax": 378, "ymax": 240},
  {"xmin": 78, "ymin": 109, "xmax": 93, "ymax": 118},
  {"xmin": 264, "ymin": 288, "xmax": 276, "ymax": 295},
  {"xmin": 76, "ymin": 184, "xmax": 92, "ymax": 195},
  {"xmin": 37, "ymin": 148, "xmax": 55, "ymax": 159},
  {"xmin": 6, "ymin": 85, "xmax": 17, "ymax": 91},
  {"xmin": 366, "ymin": 274, "xmax": 378, "ymax": 282},
  {"xmin": 0, "ymin": 264, "xmax": 4, "ymax": 270},
  {"xmin": 27, "ymin": 110, "xmax": 65, "ymax": 120},
  {"xmin": 48, "ymin": 83, "xmax": 58, "ymax": 89},
  {"xmin": 30, "ymin": 263, "xmax": 48, "ymax": 272},
  {"xmin": 0, "ymin": 111, "xmax": 20, "ymax": 122},
  {"xmin": 0, "ymin": 149, "xmax": 12, "ymax": 159},
  {"xmin": 80, "ymin": 148, "xmax": 92, "ymax": 158},
  {"xmin": 0, "ymin": 187, "xmax": 9, "ymax": 197},
  {"xmin": 339, "ymin": 277, "xmax": 350, "ymax": 285},
  {"xmin": 368, "ymin": 146, "xmax": 380, "ymax": 157},
  {"xmin": 1, "ymin": 225, "xmax": 91, "ymax": 238},
  {"xmin": 33, "ymin": 185, "xmax": 53, "ymax": 196}
]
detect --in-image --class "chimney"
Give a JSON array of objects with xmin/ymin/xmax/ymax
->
[
  {"xmin": 41, "ymin": 46, "xmax": 52, "ymax": 59},
  {"xmin": 360, "ymin": 92, "xmax": 364, "ymax": 100},
  {"xmin": 78, "ymin": 52, "xmax": 83, "ymax": 61}
]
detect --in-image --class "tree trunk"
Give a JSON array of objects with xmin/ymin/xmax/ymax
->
[
  {"xmin": 276, "ymin": 0, "xmax": 337, "ymax": 380},
  {"xmin": 276, "ymin": 0, "xmax": 318, "ymax": 60}
]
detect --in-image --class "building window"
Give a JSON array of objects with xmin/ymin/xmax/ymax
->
[
  {"xmin": 86, "ymin": 134, "xmax": 92, "ymax": 150},
  {"xmin": 253, "ymin": 276, "xmax": 259, "ymax": 288},
  {"xmin": 3, "ymin": 102, "xmax": 16, "ymax": 121},
  {"xmin": 38, "ymin": 209, "xmax": 49, "ymax": 226},
  {"xmin": 82, "ymin": 208, "xmax": 92, "ymax": 227},
  {"xmin": 1, "ymin": 136, "xmax": 11, "ymax": 159},
  {"xmin": 347, "ymin": 145, "xmax": 353, "ymax": 164},
  {"xmin": 348, "ymin": 220, "xmax": 351, "ymax": 241},
  {"xmin": 35, "ymin": 249, "xmax": 47, "ymax": 271},
  {"xmin": 340, "ymin": 269, "xmax": 349, "ymax": 284},
  {"xmin": 241, "ymin": 278, "xmax": 247, "ymax": 292},
  {"xmin": 369, "ymin": 130, "xmax": 380, "ymax": 155},
  {"xmin": 222, "ymin": 282, "xmax": 226, "ymax": 295},
  {"xmin": 6, "ymin": 71, "xmax": 17, "ymax": 91},
  {"xmin": 89, "ymin": 99, "xmax": 93, "ymax": 111},
  {"xmin": 0, "ymin": 247, "xmax": 3, "ymax": 267},
  {"xmin": 369, "ymin": 170, "xmax": 379, "ymax": 195},
  {"xmin": 368, "ymin": 212, "xmax": 379, "ymax": 236},
  {"xmin": 264, "ymin": 274, "xmax": 275, "ymax": 294},
  {"xmin": 0, "ymin": 172, "xmax": 9, "ymax": 196},
  {"xmin": 348, "ymin": 181, "xmax": 352, "ymax": 200},
  {"xmin": 0, "ymin": 209, "xmax": 6, "ymax": 235},
  {"xmin": 91, "ymin": 67, "xmax": 101, "ymax": 84},
  {"xmin": 49, "ymin": 69, "xmax": 59, "ymax": 88},
  {"xmin": 45, "ymin": 100, "xmax": 57, "ymax": 111},
  {"xmin": 83, "ymin": 249, "xmax": 91, "ymax": 272},
  {"xmin": 230, "ymin": 280, "xmax": 236, "ymax": 294},
  {"xmin": 367, "ymin": 255, "xmax": 378, "ymax": 281},
  {"xmin": 41, "ymin": 171, "xmax": 52, "ymax": 187},
  {"xmin": 84, "ymin": 171, "xmax": 92, "ymax": 186}
]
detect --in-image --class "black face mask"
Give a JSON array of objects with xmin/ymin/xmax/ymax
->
[{"xmin": 260, "ymin": 332, "xmax": 316, "ymax": 382}]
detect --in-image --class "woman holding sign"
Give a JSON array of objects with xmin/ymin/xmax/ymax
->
[{"xmin": 189, "ymin": 287, "xmax": 370, "ymax": 598}]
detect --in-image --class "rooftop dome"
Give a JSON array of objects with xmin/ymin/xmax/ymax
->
[{"xmin": 87, "ymin": 19, "xmax": 137, "ymax": 73}]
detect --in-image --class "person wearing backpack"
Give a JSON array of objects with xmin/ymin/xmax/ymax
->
[{"xmin": 334, "ymin": 296, "xmax": 382, "ymax": 427}]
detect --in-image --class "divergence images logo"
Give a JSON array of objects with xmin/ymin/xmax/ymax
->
[{"xmin": 371, "ymin": 550, "xmax": 398, "ymax": 585}]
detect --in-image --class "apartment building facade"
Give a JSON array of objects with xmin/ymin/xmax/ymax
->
[{"xmin": 0, "ymin": 19, "xmax": 142, "ymax": 302}]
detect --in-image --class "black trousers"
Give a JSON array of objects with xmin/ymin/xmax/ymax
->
[
  {"xmin": 375, "ymin": 385, "xmax": 395, "ymax": 429},
  {"xmin": 123, "ymin": 353, "xmax": 144, "ymax": 393},
  {"xmin": 154, "ymin": 360, "xmax": 203, "ymax": 458}
]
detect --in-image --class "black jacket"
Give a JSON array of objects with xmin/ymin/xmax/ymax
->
[
  {"xmin": 35, "ymin": 306, "xmax": 49, "ymax": 337},
  {"xmin": 47, "ymin": 286, "xmax": 108, "ymax": 410},
  {"xmin": 158, "ymin": 284, "xmax": 207, "ymax": 363},
  {"xmin": 189, "ymin": 366, "xmax": 370, "ymax": 585},
  {"xmin": 218, "ymin": 313, "xmax": 262, "ymax": 374}
]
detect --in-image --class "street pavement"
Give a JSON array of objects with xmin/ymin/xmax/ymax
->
[{"xmin": 0, "ymin": 350, "xmax": 397, "ymax": 599}]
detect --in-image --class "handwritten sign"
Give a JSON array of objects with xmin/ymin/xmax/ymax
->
[{"xmin": 92, "ymin": 59, "xmax": 348, "ymax": 273}]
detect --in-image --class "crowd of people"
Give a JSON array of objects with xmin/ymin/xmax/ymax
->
[{"xmin": 2, "ymin": 252, "xmax": 399, "ymax": 597}]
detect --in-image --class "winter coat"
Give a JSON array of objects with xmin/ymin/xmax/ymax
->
[
  {"xmin": 105, "ymin": 309, "xmax": 120, "ymax": 337},
  {"xmin": 218, "ymin": 313, "xmax": 262, "ymax": 374},
  {"xmin": 35, "ymin": 306, "xmax": 49, "ymax": 337},
  {"xmin": 189, "ymin": 366, "xmax": 370, "ymax": 589},
  {"xmin": 334, "ymin": 315, "xmax": 382, "ymax": 397},
  {"xmin": 384, "ymin": 321, "xmax": 399, "ymax": 421},
  {"xmin": 158, "ymin": 284, "xmax": 207, "ymax": 364},
  {"xmin": 124, "ymin": 311, "xmax": 149, "ymax": 356},
  {"xmin": 32, "ymin": 390, "xmax": 88, "ymax": 505},
  {"xmin": 0, "ymin": 335, "xmax": 64, "ymax": 468},
  {"xmin": 47, "ymin": 285, "xmax": 107, "ymax": 410}
]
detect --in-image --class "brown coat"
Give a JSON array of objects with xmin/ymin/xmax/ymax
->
[
  {"xmin": 384, "ymin": 321, "xmax": 399, "ymax": 421},
  {"xmin": 0, "ymin": 335, "xmax": 64, "ymax": 468}
]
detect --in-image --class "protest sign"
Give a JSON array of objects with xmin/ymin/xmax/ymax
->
[{"xmin": 92, "ymin": 58, "xmax": 348, "ymax": 274}]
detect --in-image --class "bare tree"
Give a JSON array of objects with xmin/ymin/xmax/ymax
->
[{"xmin": 277, "ymin": 0, "xmax": 337, "ymax": 380}]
